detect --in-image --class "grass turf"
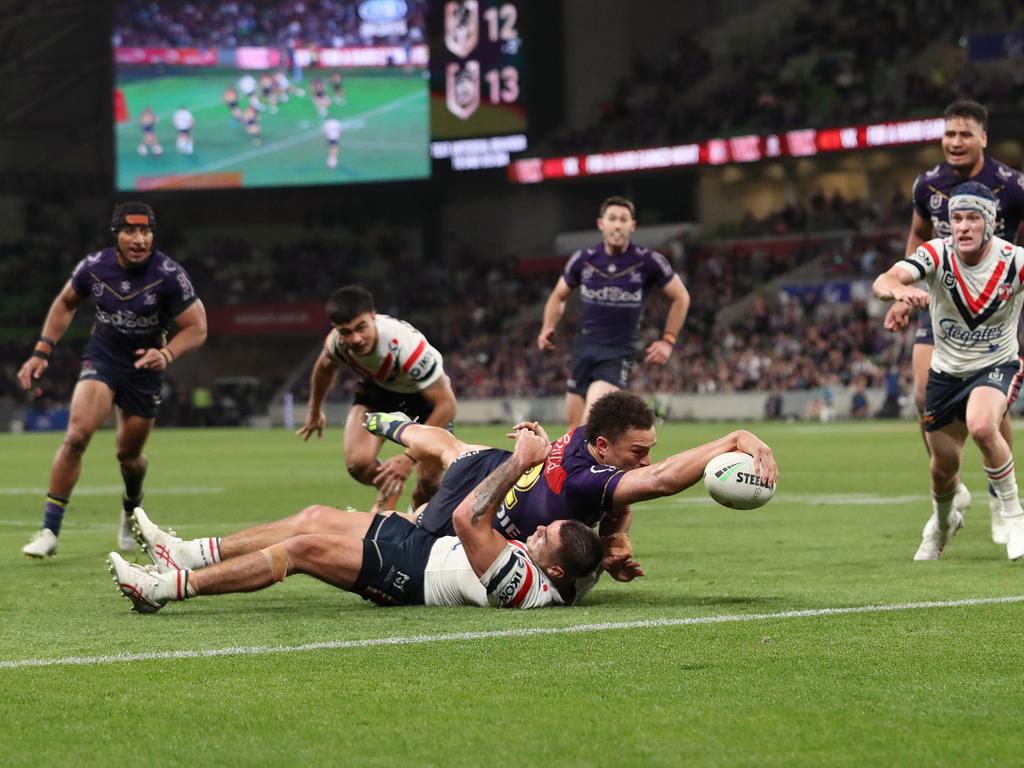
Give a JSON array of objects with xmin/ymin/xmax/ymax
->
[{"xmin": 2, "ymin": 420, "xmax": 1022, "ymax": 766}]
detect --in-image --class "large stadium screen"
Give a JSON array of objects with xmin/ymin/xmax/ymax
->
[
  {"xmin": 112, "ymin": 0, "xmax": 431, "ymax": 191},
  {"xmin": 428, "ymin": 0, "xmax": 529, "ymax": 171}
]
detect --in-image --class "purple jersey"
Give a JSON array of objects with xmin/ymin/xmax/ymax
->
[
  {"xmin": 913, "ymin": 157, "xmax": 1024, "ymax": 244},
  {"xmin": 563, "ymin": 242, "xmax": 675, "ymax": 350},
  {"xmin": 70, "ymin": 248, "xmax": 198, "ymax": 366},
  {"xmin": 493, "ymin": 428, "xmax": 625, "ymax": 539}
]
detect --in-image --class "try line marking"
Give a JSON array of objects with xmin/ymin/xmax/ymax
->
[{"xmin": 3, "ymin": 594, "xmax": 1023, "ymax": 671}]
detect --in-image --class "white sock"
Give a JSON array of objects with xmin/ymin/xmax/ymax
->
[
  {"xmin": 932, "ymin": 487, "xmax": 957, "ymax": 527},
  {"xmin": 985, "ymin": 458, "xmax": 1022, "ymax": 518},
  {"xmin": 177, "ymin": 537, "xmax": 222, "ymax": 569}
]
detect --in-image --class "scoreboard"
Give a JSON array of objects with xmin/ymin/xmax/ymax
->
[{"xmin": 429, "ymin": 0, "xmax": 529, "ymax": 170}]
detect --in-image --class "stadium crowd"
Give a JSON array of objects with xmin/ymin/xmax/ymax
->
[
  {"xmin": 1, "ymin": 191, "xmax": 919, "ymax": 421},
  {"xmin": 113, "ymin": 0, "xmax": 428, "ymax": 49},
  {"xmin": 547, "ymin": 0, "xmax": 1024, "ymax": 153}
]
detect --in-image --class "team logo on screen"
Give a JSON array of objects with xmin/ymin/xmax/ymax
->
[
  {"xmin": 446, "ymin": 61, "xmax": 480, "ymax": 120},
  {"xmin": 445, "ymin": 0, "xmax": 479, "ymax": 58}
]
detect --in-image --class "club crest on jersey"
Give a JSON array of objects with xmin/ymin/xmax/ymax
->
[
  {"xmin": 630, "ymin": 271, "xmax": 643, "ymax": 283},
  {"xmin": 144, "ymin": 292, "xmax": 157, "ymax": 305},
  {"xmin": 120, "ymin": 280, "xmax": 131, "ymax": 292},
  {"xmin": 998, "ymin": 284, "xmax": 1013, "ymax": 302},
  {"xmin": 582, "ymin": 267, "xmax": 594, "ymax": 280}
]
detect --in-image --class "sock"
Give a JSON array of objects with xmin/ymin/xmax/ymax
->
[
  {"xmin": 932, "ymin": 487, "xmax": 957, "ymax": 527},
  {"xmin": 375, "ymin": 414, "xmax": 414, "ymax": 445},
  {"xmin": 180, "ymin": 537, "xmax": 222, "ymax": 569},
  {"xmin": 154, "ymin": 569, "xmax": 195, "ymax": 601},
  {"xmin": 121, "ymin": 465, "xmax": 146, "ymax": 511},
  {"xmin": 42, "ymin": 494, "xmax": 69, "ymax": 536},
  {"xmin": 985, "ymin": 458, "xmax": 1022, "ymax": 517}
]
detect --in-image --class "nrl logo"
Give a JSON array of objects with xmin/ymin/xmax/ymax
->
[
  {"xmin": 446, "ymin": 61, "xmax": 480, "ymax": 120},
  {"xmin": 444, "ymin": 0, "xmax": 478, "ymax": 58},
  {"xmin": 929, "ymin": 193, "xmax": 943, "ymax": 210}
]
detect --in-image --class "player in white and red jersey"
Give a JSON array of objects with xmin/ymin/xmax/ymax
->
[
  {"xmin": 297, "ymin": 285, "xmax": 457, "ymax": 511},
  {"xmin": 107, "ymin": 427, "xmax": 603, "ymax": 612},
  {"xmin": 172, "ymin": 107, "xmax": 194, "ymax": 155},
  {"xmin": 322, "ymin": 117, "xmax": 342, "ymax": 169},
  {"xmin": 874, "ymin": 182, "xmax": 1024, "ymax": 561}
]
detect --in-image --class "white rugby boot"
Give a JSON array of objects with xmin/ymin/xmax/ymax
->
[
  {"xmin": 990, "ymin": 493, "xmax": 1009, "ymax": 545},
  {"xmin": 107, "ymin": 552, "xmax": 168, "ymax": 614},
  {"xmin": 22, "ymin": 528, "xmax": 58, "ymax": 559},
  {"xmin": 118, "ymin": 509, "xmax": 137, "ymax": 552},
  {"xmin": 913, "ymin": 508, "xmax": 964, "ymax": 561},
  {"xmin": 130, "ymin": 508, "xmax": 183, "ymax": 573},
  {"xmin": 952, "ymin": 483, "xmax": 971, "ymax": 513},
  {"xmin": 1003, "ymin": 511, "xmax": 1024, "ymax": 561}
]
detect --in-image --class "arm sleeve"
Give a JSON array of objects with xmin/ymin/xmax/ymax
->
[
  {"xmin": 481, "ymin": 543, "xmax": 559, "ymax": 609},
  {"xmin": 895, "ymin": 241, "xmax": 941, "ymax": 283},
  {"xmin": 323, "ymin": 328, "xmax": 343, "ymax": 363},
  {"xmin": 562, "ymin": 250, "xmax": 585, "ymax": 288},
  {"xmin": 399, "ymin": 335, "xmax": 444, "ymax": 390},
  {"xmin": 69, "ymin": 256, "xmax": 92, "ymax": 297},
  {"xmin": 648, "ymin": 250, "xmax": 676, "ymax": 288},
  {"xmin": 164, "ymin": 262, "xmax": 199, "ymax": 317},
  {"xmin": 911, "ymin": 174, "xmax": 929, "ymax": 220}
]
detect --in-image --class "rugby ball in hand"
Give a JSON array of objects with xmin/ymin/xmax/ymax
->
[{"xmin": 703, "ymin": 451, "xmax": 775, "ymax": 510}]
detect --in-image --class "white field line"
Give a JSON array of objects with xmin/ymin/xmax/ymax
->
[
  {"xmin": 3, "ymin": 595, "xmax": 1022, "ymax": 671},
  {"xmin": 0, "ymin": 486, "xmax": 223, "ymax": 496}
]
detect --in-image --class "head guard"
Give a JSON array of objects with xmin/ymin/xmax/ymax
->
[
  {"xmin": 948, "ymin": 181, "xmax": 997, "ymax": 249},
  {"xmin": 110, "ymin": 202, "xmax": 157, "ymax": 237}
]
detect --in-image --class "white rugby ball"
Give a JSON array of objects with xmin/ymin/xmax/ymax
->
[{"xmin": 703, "ymin": 451, "xmax": 775, "ymax": 510}]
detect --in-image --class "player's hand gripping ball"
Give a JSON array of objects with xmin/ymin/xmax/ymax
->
[{"xmin": 703, "ymin": 451, "xmax": 776, "ymax": 510}]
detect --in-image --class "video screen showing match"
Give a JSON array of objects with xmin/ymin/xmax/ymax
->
[{"xmin": 112, "ymin": 0, "xmax": 430, "ymax": 190}]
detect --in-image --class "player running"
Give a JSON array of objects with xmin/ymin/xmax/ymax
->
[
  {"xmin": 136, "ymin": 106, "xmax": 162, "ymax": 156},
  {"xmin": 297, "ymin": 286, "xmax": 458, "ymax": 512},
  {"xmin": 537, "ymin": 196, "xmax": 690, "ymax": 430},
  {"xmin": 172, "ymin": 106, "xmax": 194, "ymax": 155},
  {"xmin": 223, "ymin": 84, "xmax": 242, "ymax": 124},
  {"xmin": 883, "ymin": 100, "xmax": 1024, "ymax": 545},
  {"xmin": 18, "ymin": 203, "xmax": 207, "ymax": 558},
  {"xmin": 874, "ymin": 182, "xmax": 1024, "ymax": 561}
]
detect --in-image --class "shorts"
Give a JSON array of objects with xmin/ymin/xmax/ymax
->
[
  {"xmin": 352, "ymin": 513, "xmax": 434, "ymax": 606},
  {"xmin": 416, "ymin": 448, "xmax": 511, "ymax": 537},
  {"xmin": 79, "ymin": 358, "xmax": 162, "ymax": 419},
  {"xmin": 914, "ymin": 310, "xmax": 934, "ymax": 346},
  {"xmin": 354, "ymin": 380, "xmax": 439, "ymax": 425},
  {"xmin": 567, "ymin": 346, "xmax": 635, "ymax": 396},
  {"xmin": 923, "ymin": 359, "xmax": 1024, "ymax": 432}
]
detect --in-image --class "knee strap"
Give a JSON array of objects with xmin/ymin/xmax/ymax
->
[{"xmin": 260, "ymin": 543, "xmax": 292, "ymax": 583}]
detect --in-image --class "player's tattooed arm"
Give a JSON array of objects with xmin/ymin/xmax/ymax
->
[{"xmin": 470, "ymin": 457, "xmax": 526, "ymax": 526}]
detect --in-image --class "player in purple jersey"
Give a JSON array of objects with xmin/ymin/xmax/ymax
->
[
  {"xmin": 537, "ymin": 196, "xmax": 691, "ymax": 430},
  {"xmin": 883, "ymin": 100, "xmax": 1024, "ymax": 545},
  {"xmin": 366, "ymin": 391, "xmax": 778, "ymax": 581},
  {"xmin": 110, "ymin": 426, "xmax": 603, "ymax": 612},
  {"xmin": 17, "ymin": 203, "xmax": 207, "ymax": 559}
]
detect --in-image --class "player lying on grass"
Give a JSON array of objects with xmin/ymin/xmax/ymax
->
[
  {"xmin": 368, "ymin": 390, "xmax": 778, "ymax": 581},
  {"xmin": 122, "ymin": 391, "xmax": 778, "ymax": 606},
  {"xmin": 108, "ymin": 425, "xmax": 603, "ymax": 612}
]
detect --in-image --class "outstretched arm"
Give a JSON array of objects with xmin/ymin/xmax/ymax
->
[
  {"xmin": 872, "ymin": 264, "xmax": 929, "ymax": 307},
  {"xmin": 17, "ymin": 281, "xmax": 81, "ymax": 389},
  {"xmin": 611, "ymin": 430, "xmax": 778, "ymax": 507}
]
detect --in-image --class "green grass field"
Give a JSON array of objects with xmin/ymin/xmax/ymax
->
[
  {"xmin": 115, "ymin": 70, "xmax": 429, "ymax": 190},
  {"xmin": 3, "ymin": 420, "xmax": 1023, "ymax": 766}
]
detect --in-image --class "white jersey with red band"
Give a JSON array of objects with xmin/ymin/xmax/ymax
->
[
  {"xmin": 423, "ymin": 537, "xmax": 565, "ymax": 609},
  {"xmin": 896, "ymin": 235, "xmax": 1024, "ymax": 376},
  {"xmin": 324, "ymin": 313, "xmax": 443, "ymax": 394}
]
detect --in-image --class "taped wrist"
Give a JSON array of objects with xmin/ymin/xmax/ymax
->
[{"xmin": 260, "ymin": 543, "xmax": 292, "ymax": 583}]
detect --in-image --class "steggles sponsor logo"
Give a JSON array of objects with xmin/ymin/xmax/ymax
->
[{"xmin": 938, "ymin": 318, "xmax": 1001, "ymax": 346}]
